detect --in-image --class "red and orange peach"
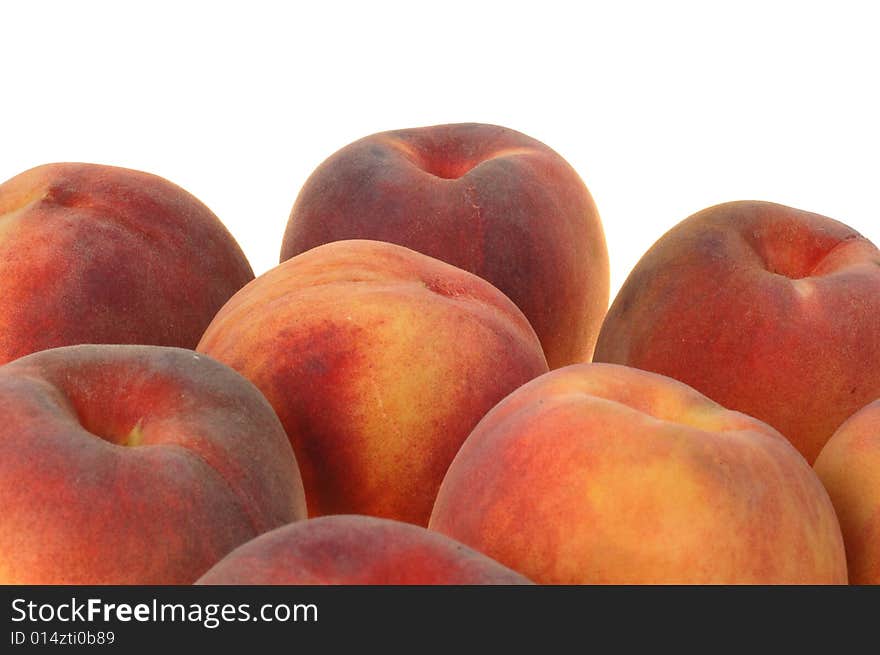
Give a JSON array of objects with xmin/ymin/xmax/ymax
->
[
  {"xmin": 0, "ymin": 162, "xmax": 254, "ymax": 364},
  {"xmin": 280, "ymin": 123, "xmax": 609, "ymax": 368},
  {"xmin": 198, "ymin": 239, "xmax": 549, "ymax": 526},
  {"xmin": 0, "ymin": 344, "xmax": 306, "ymax": 584},
  {"xmin": 197, "ymin": 515, "xmax": 532, "ymax": 585},
  {"xmin": 594, "ymin": 201, "xmax": 880, "ymax": 463},
  {"xmin": 429, "ymin": 363, "xmax": 847, "ymax": 584}
]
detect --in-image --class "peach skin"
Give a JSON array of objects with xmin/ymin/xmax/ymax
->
[
  {"xmin": 0, "ymin": 162, "xmax": 254, "ymax": 364},
  {"xmin": 0, "ymin": 344, "xmax": 306, "ymax": 584},
  {"xmin": 197, "ymin": 515, "xmax": 532, "ymax": 585},
  {"xmin": 593, "ymin": 200, "xmax": 880, "ymax": 463},
  {"xmin": 814, "ymin": 400, "xmax": 880, "ymax": 584},
  {"xmin": 198, "ymin": 239, "xmax": 549, "ymax": 526},
  {"xmin": 280, "ymin": 122, "xmax": 609, "ymax": 368},
  {"xmin": 429, "ymin": 363, "xmax": 847, "ymax": 584}
]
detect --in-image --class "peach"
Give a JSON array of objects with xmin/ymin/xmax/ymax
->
[
  {"xmin": 280, "ymin": 122, "xmax": 609, "ymax": 368},
  {"xmin": 814, "ymin": 400, "xmax": 880, "ymax": 584},
  {"xmin": 197, "ymin": 515, "xmax": 532, "ymax": 585},
  {"xmin": 0, "ymin": 163, "xmax": 254, "ymax": 364},
  {"xmin": 429, "ymin": 363, "xmax": 847, "ymax": 584},
  {"xmin": 197, "ymin": 239, "xmax": 549, "ymax": 526},
  {"xmin": 0, "ymin": 345, "xmax": 306, "ymax": 584},
  {"xmin": 593, "ymin": 201, "xmax": 880, "ymax": 463}
]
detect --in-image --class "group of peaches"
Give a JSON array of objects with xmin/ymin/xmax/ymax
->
[{"xmin": 1, "ymin": 123, "xmax": 878, "ymax": 585}]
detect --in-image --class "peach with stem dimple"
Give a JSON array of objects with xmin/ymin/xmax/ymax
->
[
  {"xmin": 0, "ymin": 345, "xmax": 307, "ymax": 584},
  {"xmin": 280, "ymin": 122, "xmax": 609, "ymax": 369},
  {"xmin": 593, "ymin": 200, "xmax": 880, "ymax": 463}
]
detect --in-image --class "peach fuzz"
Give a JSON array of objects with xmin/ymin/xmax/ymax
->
[
  {"xmin": 0, "ymin": 345, "xmax": 306, "ymax": 584},
  {"xmin": 0, "ymin": 163, "xmax": 254, "ymax": 364},
  {"xmin": 197, "ymin": 515, "xmax": 532, "ymax": 585},
  {"xmin": 429, "ymin": 363, "xmax": 847, "ymax": 584},
  {"xmin": 197, "ymin": 239, "xmax": 549, "ymax": 526},
  {"xmin": 594, "ymin": 200, "xmax": 880, "ymax": 463},
  {"xmin": 280, "ymin": 122, "xmax": 609, "ymax": 369},
  {"xmin": 814, "ymin": 400, "xmax": 880, "ymax": 584}
]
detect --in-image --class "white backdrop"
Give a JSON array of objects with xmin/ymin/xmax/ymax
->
[{"xmin": 3, "ymin": 1, "xmax": 878, "ymax": 302}]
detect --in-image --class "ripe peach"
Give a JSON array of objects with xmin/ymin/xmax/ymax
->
[
  {"xmin": 814, "ymin": 400, "xmax": 880, "ymax": 584},
  {"xmin": 0, "ymin": 345, "xmax": 306, "ymax": 584},
  {"xmin": 198, "ymin": 239, "xmax": 549, "ymax": 526},
  {"xmin": 0, "ymin": 163, "xmax": 254, "ymax": 364},
  {"xmin": 429, "ymin": 363, "xmax": 847, "ymax": 584},
  {"xmin": 197, "ymin": 515, "xmax": 532, "ymax": 585},
  {"xmin": 593, "ymin": 201, "xmax": 880, "ymax": 463},
  {"xmin": 280, "ymin": 123, "xmax": 609, "ymax": 368}
]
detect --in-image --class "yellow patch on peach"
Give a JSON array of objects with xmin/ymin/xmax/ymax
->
[{"xmin": 430, "ymin": 363, "xmax": 847, "ymax": 584}]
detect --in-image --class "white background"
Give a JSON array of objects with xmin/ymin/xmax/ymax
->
[{"xmin": 3, "ymin": 0, "xmax": 878, "ymax": 302}]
